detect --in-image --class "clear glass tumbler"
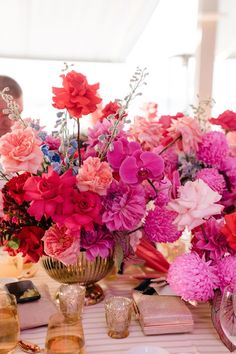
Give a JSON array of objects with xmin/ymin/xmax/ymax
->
[
  {"xmin": 0, "ymin": 292, "xmax": 19, "ymax": 354},
  {"xmin": 45, "ymin": 313, "xmax": 85, "ymax": 354}
]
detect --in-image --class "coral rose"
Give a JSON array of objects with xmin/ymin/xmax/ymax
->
[
  {"xmin": 168, "ymin": 116, "xmax": 202, "ymax": 153},
  {"xmin": 0, "ymin": 127, "xmax": 43, "ymax": 174},
  {"xmin": 43, "ymin": 224, "xmax": 81, "ymax": 265},
  {"xmin": 76, "ymin": 157, "xmax": 113, "ymax": 195},
  {"xmin": 52, "ymin": 70, "xmax": 102, "ymax": 119},
  {"xmin": 167, "ymin": 179, "xmax": 224, "ymax": 231}
]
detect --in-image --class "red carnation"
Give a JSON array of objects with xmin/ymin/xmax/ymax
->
[
  {"xmin": 5, "ymin": 172, "xmax": 31, "ymax": 205},
  {"xmin": 210, "ymin": 110, "xmax": 236, "ymax": 131},
  {"xmin": 7, "ymin": 226, "xmax": 45, "ymax": 263},
  {"xmin": 221, "ymin": 212, "xmax": 236, "ymax": 250},
  {"xmin": 100, "ymin": 101, "xmax": 121, "ymax": 121},
  {"xmin": 52, "ymin": 70, "xmax": 102, "ymax": 119}
]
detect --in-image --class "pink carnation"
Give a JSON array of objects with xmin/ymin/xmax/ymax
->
[
  {"xmin": 217, "ymin": 255, "xmax": 236, "ymax": 292},
  {"xmin": 76, "ymin": 157, "xmax": 113, "ymax": 196},
  {"xmin": 197, "ymin": 131, "xmax": 229, "ymax": 169},
  {"xmin": 102, "ymin": 180, "xmax": 145, "ymax": 231},
  {"xmin": 168, "ymin": 116, "xmax": 202, "ymax": 153},
  {"xmin": 196, "ymin": 168, "xmax": 226, "ymax": 195},
  {"xmin": 43, "ymin": 224, "xmax": 81, "ymax": 265},
  {"xmin": 167, "ymin": 179, "xmax": 224, "ymax": 231},
  {"xmin": 167, "ymin": 252, "xmax": 219, "ymax": 302},
  {"xmin": 144, "ymin": 206, "xmax": 181, "ymax": 243},
  {"xmin": 0, "ymin": 127, "xmax": 43, "ymax": 174}
]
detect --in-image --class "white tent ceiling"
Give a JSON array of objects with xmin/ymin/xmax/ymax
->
[{"xmin": 0, "ymin": 0, "xmax": 159, "ymax": 62}]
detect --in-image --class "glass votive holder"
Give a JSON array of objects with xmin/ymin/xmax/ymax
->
[
  {"xmin": 45, "ymin": 312, "xmax": 85, "ymax": 354},
  {"xmin": 104, "ymin": 296, "xmax": 133, "ymax": 339},
  {"xmin": 58, "ymin": 284, "xmax": 85, "ymax": 321}
]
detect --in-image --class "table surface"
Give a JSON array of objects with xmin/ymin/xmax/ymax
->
[{"xmin": 15, "ymin": 266, "xmax": 230, "ymax": 354}]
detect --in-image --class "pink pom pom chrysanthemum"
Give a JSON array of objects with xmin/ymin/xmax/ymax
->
[
  {"xmin": 217, "ymin": 255, "xmax": 236, "ymax": 292},
  {"xmin": 196, "ymin": 168, "xmax": 226, "ymax": 195},
  {"xmin": 167, "ymin": 252, "xmax": 219, "ymax": 302}
]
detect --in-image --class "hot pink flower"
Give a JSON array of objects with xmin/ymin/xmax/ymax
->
[
  {"xmin": 107, "ymin": 138, "xmax": 140, "ymax": 170},
  {"xmin": 0, "ymin": 127, "xmax": 43, "ymax": 174},
  {"xmin": 76, "ymin": 157, "xmax": 113, "ymax": 196},
  {"xmin": 44, "ymin": 135, "xmax": 61, "ymax": 150},
  {"xmin": 168, "ymin": 116, "xmax": 202, "ymax": 153},
  {"xmin": 43, "ymin": 224, "xmax": 81, "ymax": 265},
  {"xmin": 57, "ymin": 190, "xmax": 102, "ymax": 234},
  {"xmin": 23, "ymin": 168, "xmax": 75, "ymax": 221},
  {"xmin": 120, "ymin": 150, "xmax": 164, "ymax": 185},
  {"xmin": 167, "ymin": 179, "xmax": 224, "ymax": 231},
  {"xmin": 227, "ymin": 131, "xmax": 236, "ymax": 157}
]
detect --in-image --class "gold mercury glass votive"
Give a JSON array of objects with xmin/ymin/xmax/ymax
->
[{"xmin": 105, "ymin": 296, "xmax": 133, "ymax": 339}]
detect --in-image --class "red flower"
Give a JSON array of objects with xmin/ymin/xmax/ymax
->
[
  {"xmin": 221, "ymin": 212, "xmax": 236, "ymax": 250},
  {"xmin": 210, "ymin": 110, "xmax": 236, "ymax": 131},
  {"xmin": 4, "ymin": 172, "xmax": 31, "ymax": 205},
  {"xmin": 101, "ymin": 101, "xmax": 120, "ymax": 120},
  {"xmin": 52, "ymin": 70, "xmax": 102, "ymax": 119},
  {"xmin": 10, "ymin": 226, "xmax": 44, "ymax": 263}
]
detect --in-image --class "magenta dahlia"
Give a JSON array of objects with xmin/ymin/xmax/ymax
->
[
  {"xmin": 193, "ymin": 218, "xmax": 231, "ymax": 261},
  {"xmin": 102, "ymin": 180, "xmax": 145, "ymax": 231},
  {"xmin": 144, "ymin": 206, "xmax": 181, "ymax": 243},
  {"xmin": 167, "ymin": 252, "xmax": 219, "ymax": 302}
]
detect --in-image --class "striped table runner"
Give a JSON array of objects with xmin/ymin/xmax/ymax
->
[{"xmin": 16, "ymin": 267, "xmax": 229, "ymax": 354}]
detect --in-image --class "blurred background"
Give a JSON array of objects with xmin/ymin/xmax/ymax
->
[{"xmin": 0, "ymin": 0, "xmax": 235, "ymax": 131}]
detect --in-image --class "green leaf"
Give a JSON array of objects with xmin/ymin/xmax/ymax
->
[{"xmin": 7, "ymin": 239, "xmax": 20, "ymax": 250}]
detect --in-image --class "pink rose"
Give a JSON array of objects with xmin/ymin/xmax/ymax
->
[
  {"xmin": 227, "ymin": 131, "xmax": 236, "ymax": 157},
  {"xmin": 168, "ymin": 116, "xmax": 202, "ymax": 153},
  {"xmin": 0, "ymin": 127, "xmax": 43, "ymax": 174},
  {"xmin": 167, "ymin": 179, "xmax": 224, "ymax": 231},
  {"xmin": 43, "ymin": 224, "xmax": 81, "ymax": 265},
  {"xmin": 76, "ymin": 157, "xmax": 113, "ymax": 196}
]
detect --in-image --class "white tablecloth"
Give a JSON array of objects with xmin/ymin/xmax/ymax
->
[{"xmin": 15, "ymin": 267, "xmax": 230, "ymax": 354}]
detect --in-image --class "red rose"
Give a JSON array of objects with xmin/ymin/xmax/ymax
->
[
  {"xmin": 221, "ymin": 212, "xmax": 236, "ymax": 250},
  {"xmin": 52, "ymin": 70, "xmax": 102, "ymax": 119},
  {"xmin": 16, "ymin": 226, "xmax": 45, "ymax": 263},
  {"xmin": 5, "ymin": 172, "xmax": 31, "ymax": 205},
  {"xmin": 210, "ymin": 110, "xmax": 236, "ymax": 132}
]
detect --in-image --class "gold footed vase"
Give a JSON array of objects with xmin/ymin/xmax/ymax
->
[{"xmin": 42, "ymin": 252, "xmax": 114, "ymax": 305}]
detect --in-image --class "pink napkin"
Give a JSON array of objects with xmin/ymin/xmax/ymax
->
[{"xmin": 18, "ymin": 283, "xmax": 58, "ymax": 330}]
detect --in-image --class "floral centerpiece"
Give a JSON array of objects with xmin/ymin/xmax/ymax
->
[{"xmin": 0, "ymin": 67, "xmax": 169, "ymax": 275}]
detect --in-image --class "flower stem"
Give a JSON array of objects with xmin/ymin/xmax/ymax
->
[
  {"xmin": 127, "ymin": 226, "xmax": 143, "ymax": 235},
  {"xmin": 159, "ymin": 135, "xmax": 181, "ymax": 155},
  {"xmin": 77, "ymin": 119, "xmax": 82, "ymax": 167},
  {"xmin": 147, "ymin": 178, "xmax": 158, "ymax": 198}
]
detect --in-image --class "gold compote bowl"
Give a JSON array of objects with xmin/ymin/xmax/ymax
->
[{"xmin": 42, "ymin": 251, "xmax": 114, "ymax": 305}]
